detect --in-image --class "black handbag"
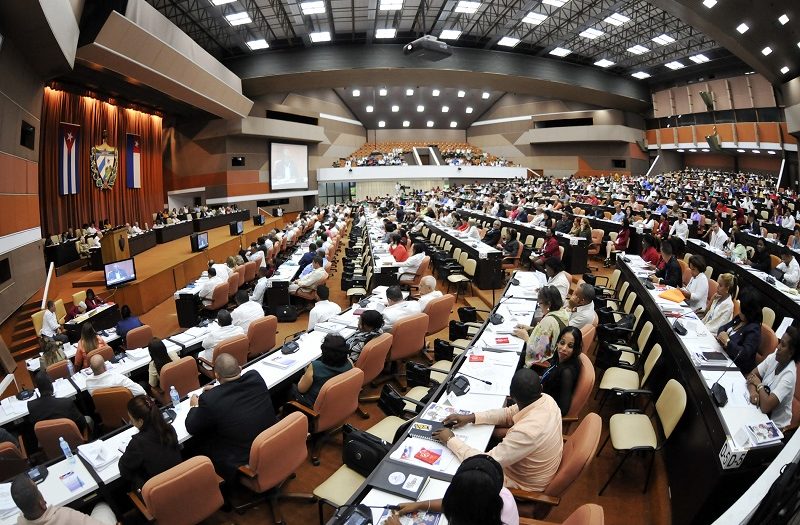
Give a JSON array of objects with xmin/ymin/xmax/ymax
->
[
  {"xmin": 457, "ymin": 306, "xmax": 478, "ymax": 323},
  {"xmin": 275, "ymin": 305, "xmax": 298, "ymax": 322},
  {"xmin": 449, "ymin": 320, "xmax": 469, "ymax": 341},
  {"xmin": 341, "ymin": 424, "xmax": 391, "ymax": 477},
  {"xmin": 433, "ymin": 338, "xmax": 455, "ymax": 362}
]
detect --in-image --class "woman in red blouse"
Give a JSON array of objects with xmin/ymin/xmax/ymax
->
[
  {"xmin": 657, "ymin": 214, "xmax": 670, "ymax": 239},
  {"xmin": 605, "ymin": 218, "xmax": 631, "ymax": 267},
  {"xmin": 532, "ymin": 228, "xmax": 560, "ymax": 273},
  {"xmin": 641, "ymin": 234, "xmax": 661, "ymax": 267},
  {"xmin": 388, "ymin": 233, "xmax": 408, "ymax": 262},
  {"xmin": 85, "ymin": 288, "xmax": 105, "ymax": 310}
]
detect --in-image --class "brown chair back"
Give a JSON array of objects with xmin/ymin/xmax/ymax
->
[
  {"xmin": 424, "ymin": 294, "xmax": 456, "ymax": 336},
  {"xmin": 706, "ymin": 279, "xmax": 718, "ymax": 310},
  {"xmin": 565, "ymin": 354, "xmax": 595, "ymax": 421},
  {"xmin": 389, "ymin": 313, "xmax": 429, "ymax": 361},
  {"xmin": 354, "ymin": 333, "xmax": 393, "ymax": 385},
  {"xmin": 207, "ymin": 282, "xmax": 229, "ymax": 310},
  {"xmin": 400, "ymin": 256, "xmax": 430, "ymax": 286},
  {"xmin": 235, "ymin": 266, "xmax": 246, "ymax": 288},
  {"xmin": 92, "ymin": 387, "xmax": 133, "ymax": 430},
  {"xmin": 160, "ymin": 357, "xmax": 201, "ymax": 398},
  {"xmin": 227, "ymin": 273, "xmax": 240, "ymax": 301},
  {"xmin": 243, "ymin": 261, "xmax": 257, "ymax": 282},
  {"xmin": 126, "ymin": 325, "xmax": 153, "ymax": 349},
  {"xmin": 756, "ymin": 324, "xmax": 778, "ymax": 365},
  {"xmin": 313, "ymin": 368, "xmax": 364, "ymax": 432},
  {"xmin": 240, "ymin": 412, "xmax": 307, "ymax": 494},
  {"xmin": 0, "ymin": 442, "xmax": 28, "ymax": 481},
  {"xmin": 34, "ymin": 418, "xmax": 86, "ymax": 459},
  {"xmin": 247, "ymin": 316, "xmax": 277, "ymax": 358},
  {"xmin": 215, "ymin": 334, "xmax": 250, "ymax": 366},
  {"xmin": 790, "ymin": 362, "xmax": 800, "ymax": 430},
  {"xmin": 544, "ymin": 413, "xmax": 602, "ymax": 498},
  {"xmin": 770, "ymin": 254, "xmax": 781, "ymax": 270},
  {"xmin": 562, "ymin": 504, "xmax": 605, "ymax": 525},
  {"xmin": 86, "ymin": 345, "xmax": 114, "ymax": 363},
  {"xmin": 46, "ymin": 360, "xmax": 72, "ymax": 380},
  {"xmin": 141, "ymin": 456, "xmax": 224, "ymax": 525}
]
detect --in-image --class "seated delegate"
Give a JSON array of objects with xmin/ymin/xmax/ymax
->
[
  {"xmin": 292, "ymin": 334, "xmax": 353, "ymax": 407},
  {"xmin": 513, "ymin": 286, "xmax": 568, "ymax": 367},
  {"xmin": 716, "ymin": 289, "xmax": 762, "ymax": 374},
  {"xmin": 746, "ymin": 327, "xmax": 800, "ymax": 429},
  {"xmin": 540, "ymin": 326, "xmax": 584, "ymax": 416}
]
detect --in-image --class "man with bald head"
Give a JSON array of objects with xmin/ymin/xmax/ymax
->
[
  {"xmin": 416, "ymin": 275, "xmax": 443, "ymax": 313},
  {"xmin": 84, "ymin": 354, "xmax": 146, "ymax": 397},
  {"xmin": 185, "ymin": 353, "xmax": 277, "ymax": 480}
]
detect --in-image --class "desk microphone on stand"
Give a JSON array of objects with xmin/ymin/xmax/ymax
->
[{"xmin": 710, "ymin": 347, "xmax": 743, "ymax": 407}]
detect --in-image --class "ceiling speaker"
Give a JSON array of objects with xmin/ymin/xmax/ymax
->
[
  {"xmin": 705, "ymin": 132, "xmax": 723, "ymax": 152},
  {"xmin": 699, "ymin": 91, "xmax": 714, "ymax": 112}
]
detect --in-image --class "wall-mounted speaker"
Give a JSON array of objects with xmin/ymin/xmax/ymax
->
[
  {"xmin": 705, "ymin": 132, "xmax": 723, "ymax": 152},
  {"xmin": 699, "ymin": 91, "xmax": 714, "ymax": 112}
]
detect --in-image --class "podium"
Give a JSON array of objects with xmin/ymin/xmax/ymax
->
[{"xmin": 100, "ymin": 227, "xmax": 130, "ymax": 264}]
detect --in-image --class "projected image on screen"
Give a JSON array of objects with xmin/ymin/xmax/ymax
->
[
  {"xmin": 104, "ymin": 258, "xmax": 136, "ymax": 288},
  {"xmin": 270, "ymin": 143, "xmax": 308, "ymax": 191}
]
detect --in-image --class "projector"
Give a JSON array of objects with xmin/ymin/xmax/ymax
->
[{"xmin": 403, "ymin": 35, "xmax": 452, "ymax": 61}]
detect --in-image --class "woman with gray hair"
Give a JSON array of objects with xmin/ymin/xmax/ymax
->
[{"xmin": 513, "ymin": 286, "xmax": 569, "ymax": 367}]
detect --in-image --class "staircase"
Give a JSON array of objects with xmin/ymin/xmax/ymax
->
[{"xmin": 3, "ymin": 302, "xmax": 42, "ymax": 361}]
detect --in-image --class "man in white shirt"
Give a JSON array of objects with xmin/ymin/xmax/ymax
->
[
  {"xmin": 198, "ymin": 268, "xmax": 225, "ymax": 306},
  {"xmin": 231, "ymin": 291, "xmax": 264, "ymax": 332},
  {"xmin": 416, "ymin": 276, "xmax": 443, "ymax": 313},
  {"xmin": 209, "ymin": 260, "xmax": 231, "ymax": 280},
  {"xmin": 247, "ymin": 243, "xmax": 266, "ymax": 268},
  {"xmin": 289, "ymin": 257, "xmax": 327, "ymax": 294},
  {"xmin": 200, "ymin": 310, "xmax": 245, "ymax": 363},
  {"xmin": 307, "ymin": 285, "xmax": 342, "ymax": 330},
  {"xmin": 567, "ymin": 283, "xmax": 596, "ymax": 329},
  {"xmin": 382, "ymin": 286, "xmax": 421, "ymax": 332},
  {"xmin": 250, "ymin": 267, "xmax": 269, "ymax": 305},
  {"xmin": 40, "ymin": 301, "xmax": 69, "ymax": 343},
  {"xmin": 776, "ymin": 250, "xmax": 800, "ymax": 288},
  {"xmin": 397, "ymin": 243, "xmax": 426, "ymax": 282},
  {"xmin": 708, "ymin": 223, "xmax": 729, "ymax": 250},
  {"xmin": 669, "ymin": 214, "xmax": 690, "ymax": 242},
  {"xmin": 85, "ymin": 354, "xmax": 146, "ymax": 397}
]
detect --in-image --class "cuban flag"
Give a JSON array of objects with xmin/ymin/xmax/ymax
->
[
  {"xmin": 58, "ymin": 123, "xmax": 80, "ymax": 195},
  {"xmin": 126, "ymin": 134, "xmax": 141, "ymax": 189}
]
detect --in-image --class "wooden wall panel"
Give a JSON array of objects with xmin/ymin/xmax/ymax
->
[
  {"xmin": 708, "ymin": 79, "xmax": 733, "ymax": 110},
  {"xmin": 736, "ymin": 123, "xmax": 757, "ymax": 142},
  {"xmin": 716, "ymin": 124, "xmax": 735, "ymax": 142},
  {"xmin": 0, "ymin": 195, "xmax": 39, "ymax": 236},
  {"xmin": 676, "ymin": 127, "xmax": 694, "ymax": 144},
  {"xmin": 750, "ymin": 75, "xmax": 777, "ymax": 107},
  {"xmin": 685, "ymin": 154, "xmax": 735, "ymax": 169},
  {"xmin": 646, "ymin": 129, "xmax": 658, "ymax": 145},
  {"xmin": 658, "ymin": 128, "xmax": 676, "ymax": 145},
  {"xmin": 729, "ymin": 76, "xmax": 753, "ymax": 108},
  {"xmin": 740, "ymin": 156, "xmax": 781, "ymax": 172},
  {"xmin": 672, "ymin": 87, "xmax": 691, "ymax": 115},
  {"xmin": 757, "ymin": 123, "xmax": 781, "ymax": 142},
  {"xmin": 780, "ymin": 124, "xmax": 798, "ymax": 144}
]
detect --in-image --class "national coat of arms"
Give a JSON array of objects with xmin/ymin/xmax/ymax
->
[{"xmin": 91, "ymin": 132, "xmax": 118, "ymax": 189}]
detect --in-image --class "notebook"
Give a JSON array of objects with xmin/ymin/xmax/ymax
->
[
  {"xmin": 370, "ymin": 460, "xmax": 432, "ymax": 500},
  {"xmin": 408, "ymin": 419, "xmax": 443, "ymax": 441}
]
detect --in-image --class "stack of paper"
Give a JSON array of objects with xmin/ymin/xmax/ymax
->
[
  {"xmin": 185, "ymin": 326, "xmax": 208, "ymax": 338},
  {"xmin": 77, "ymin": 441, "xmax": 119, "ymax": 471},
  {"xmin": 170, "ymin": 333, "xmax": 194, "ymax": 344},
  {"xmin": 126, "ymin": 348, "xmax": 150, "ymax": 361},
  {"xmin": 0, "ymin": 483, "xmax": 18, "ymax": 519}
]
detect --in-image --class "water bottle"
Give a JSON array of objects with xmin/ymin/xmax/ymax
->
[
  {"xmin": 66, "ymin": 360, "xmax": 75, "ymax": 377},
  {"xmin": 59, "ymin": 437, "xmax": 75, "ymax": 464},
  {"xmin": 169, "ymin": 386, "xmax": 180, "ymax": 408}
]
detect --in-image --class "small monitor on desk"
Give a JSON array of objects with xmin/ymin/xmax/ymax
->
[
  {"xmin": 104, "ymin": 258, "xmax": 136, "ymax": 288},
  {"xmin": 229, "ymin": 221, "xmax": 243, "ymax": 236},
  {"xmin": 191, "ymin": 232, "xmax": 209, "ymax": 252}
]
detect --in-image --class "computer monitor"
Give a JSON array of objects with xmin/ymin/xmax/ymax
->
[
  {"xmin": 104, "ymin": 258, "xmax": 136, "ymax": 288},
  {"xmin": 191, "ymin": 232, "xmax": 209, "ymax": 252},
  {"xmin": 229, "ymin": 221, "xmax": 243, "ymax": 236}
]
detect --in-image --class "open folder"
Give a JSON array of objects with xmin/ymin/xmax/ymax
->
[{"xmin": 658, "ymin": 288, "xmax": 685, "ymax": 303}]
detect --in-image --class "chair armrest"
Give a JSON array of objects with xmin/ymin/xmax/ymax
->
[
  {"xmin": 501, "ymin": 256, "xmax": 520, "ymax": 264},
  {"xmin": 614, "ymin": 363, "xmax": 638, "ymax": 371},
  {"xmin": 398, "ymin": 271, "xmax": 417, "ymax": 280},
  {"xmin": 284, "ymin": 400, "xmax": 320, "ymax": 420},
  {"xmin": 509, "ymin": 488, "xmax": 561, "ymax": 507},
  {"xmin": 519, "ymin": 518, "xmax": 549, "ymax": 525},
  {"xmin": 128, "ymin": 491, "xmax": 155, "ymax": 522},
  {"xmin": 197, "ymin": 356, "xmax": 213, "ymax": 368},
  {"xmin": 610, "ymin": 345, "xmax": 640, "ymax": 355},
  {"xmin": 238, "ymin": 465, "xmax": 258, "ymax": 478},
  {"xmin": 561, "ymin": 416, "xmax": 579, "ymax": 425}
]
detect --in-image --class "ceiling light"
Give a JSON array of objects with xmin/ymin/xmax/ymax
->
[
  {"xmin": 450, "ymin": 121, "xmax": 458, "ymax": 128},
  {"xmin": 594, "ymin": 58, "xmax": 615, "ymax": 68},
  {"xmin": 300, "ymin": 1, "xmax": 325, "ymax": 14},
  {"xmin": 797, "ymin": 42, "xmax": 800, "ymax": 49},
  {"xmin": 631, "ymin": 71, "xmax": 651, "ymax": 79},
  {"xmin": 523, "ymin": 12, "xmax": 548, "ymax": 25},
  {"xmin": 378, "ymin": 121, "xmax": 386, "ymax": 128},
  {"xmin": 745, "ymin": 71, "xmax": 755, "ymax": 74},
  {"xmin": 579, "ymin": 28, "xmax": 604, "ymax": 39},
  {"xmin": 457, "ymin": 90, "xmax": 466, "ymax": 98},
  {"xmin": 442, "ymin": 106, "xmax": 450, "ymax": 112},
  {"xmin": 781, "ymin": 66, "xmax": 790, "ymax": 74},
  {"xmin": 652, "ymin": 34, "xmax": 675, "ymax": 45},
  {"xmin": 432, "ymin": 89, "xmax": 440, "ymax": 96},
  {"xmin": 454, "ymin": 1, "xmax": 481, "ymax": 14},
  {"xmin": 762, "ymin": 46, "xmax": 772, "ymax": 56},
  {"xmin": 246, "ymin": 39, "xmax": 269, "ymax": 50},
  {"xmin": 689, "ymin": 54, "xmax": 710, "ymax": 63},
  {"xmin": 391, "ymin": 105, "xmax": 399, "ymax": 112},
  {"xmin": 465, "ymin": 106, "xmax": 474, "ymax": 113},
  {"xmin": 702, "ymin": 0, "xmax": 717, "ymax": 7},
  {"xmin": 225, "ymin": 12, "xmax": 252, "ymax": 25},
  {"xmin": 768, "ymin": 150, "xmax": 777, "ymax": 155},
  {"xmin": 379, "ymin": 0, "xmax": 403, "ymax": 10},
  {"xmin": 498, "ymin": 36, "xmax": 520, "ymax": 47},
  {"xmin": 417, "ymin": 105, "xmax": 424, "ymax": 112},
  {"xmin": 309, "ymin": 31, "xmax": 331, "ymax": 42},
  {"xmin": 779, "ymin": 14, "xmax": 789, "ymax": 25},
  {"xmin": 426, "ymin": 120, "xmax": 434, "ymax": 127},
  {"xmin": 627, "ymin": 44, "xmax": 649, "ymax": 55},
  {"xmin": 549, "ymin": 47, "xmax": 571, "ymax": 57},
  {"xmin": 737, "ymin": 149, "xmax": 746, "ymax": 153},
  {"xmin": 406, "ymin": 88, "xmax": 414, "ymax": 96},
  {"xmin": 375, "ymin": 28, "xmax": 396, "ymax": 38},
  {"xmin": 210, "ymin": 0, "xmax": 236, "ymax": 5},
  {"xmin": 402, "ymin": 120, "xmax": 410, "ymax": 127},
  {"xmin": 440, "ymin": 30, "xmax": 462, "ymax": 40},
  {"xmin": 365, "ymin": 105, "xmax": 374, "ymax": 112},
  {"xmin": 542, "ymin": 0, "xmax": 567, "ymax": 6},
  {"xmin": 481, "ymin": 92, "xmax": 490, "ymax": 99},
  {"xmin": 736, "ymin": 23, "xmax": 749, "ymax": 34},
  {"xmin": 702, "ymin": 148, "xmax": 710, "ymax": 152},
  {"xmin": 352, "ymin": 89, "xmax": 360, "ymax": 97},
  {"xmin": 752, "ymin": 150, "xmax": 760, "ymax": 153},
  {"xmin": 604, "ymin": 13, "xmax": 630, "ymax": 26},
  {"xmin": 689, "ymin": 149, "xmax": 697, "ymax": 152},
  {"xmin": 677, "ymin": 149, "xmax": 685, "ymax": 152},
  {"xmin": 379, "ymin": 88, "xmax": 388, "ymax": 96},
  {"xmin": 665, "ymin": 61, "xmax": 685, "ymax": 70}
]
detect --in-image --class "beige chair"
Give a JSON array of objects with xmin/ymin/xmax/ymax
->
[
  {"xmin": 597, "ymin": 379, "xmax": 686, "ymax": 495},
  {"xmin": 92, "ymin": 386, "xmax": 133, "ymax": 430},
  {"xmin": 613, "ymin": 321, "xmax": 653, "ymax": 366},
  {"xmin": 423, "ymin": 294, "xmax": 456, "ymax": 344},
  {"xmin": 247, "ymin": 315, "xmax": 277, "ymax": 359},
  {"xmin": 125, "ymin": 324, "xmax": 153, "ymax": 349},
  {"xmin": 34, "ymin": 418, "xmax": 87, "ymax": 460},
  {"xmin": 159, "ymin": 357, "xmax": 201, "ymax": 400},
  {"xmin": 130, "ymin": 456, "xmax": 224, "ymax": 525},
  {"xmin": 597, "ymin": 344, "xmax": 663, "ymax": 411},
  {"xmin": 31, "ymin": 310, "xmax": 45, "ymax": 337},
  {"xmin": 519, "ymin": 504, "xmax": 605, "ymax": 525},
  {"xmin": 353, "ymin": 333, "xmax": 394, "ymax": 417},
  {"xmin": 198, "ymin": 334, "xmax": 249, "ymax": 378},
  {"xmin": 54, "ymin": 299, "xmax": 67, "ymax": 324},
  {"xmin": 446, "ymin": 258, "xmax": 477, "ymax": 301},
  {"xmin": 762, "ymin": 307, "xmax": 776, "ymax": 330},
  {"xmin": 72, "ymin": 291, "xmax": 87, "ymax": 306}
]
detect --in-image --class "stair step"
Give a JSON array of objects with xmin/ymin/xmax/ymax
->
[
  {"xmin": 13, "ymin": 327, "xmax": 36, "ymax": 340},
  {"xmin": 12, "ymin": 345, "xmax": 41, "ymax": 361},
  {"xmin": 10, "ymin": 335, "xmax": 39, "ymax": 352}
]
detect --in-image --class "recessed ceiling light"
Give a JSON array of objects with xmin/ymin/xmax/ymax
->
[
  {"xmin": 379, "ymin": 88, "xmax": 388, "ymax": 96},
  {"xmin": 450, "ymin": 121, "xmax": 458, "ymax": 128},
  {"xmin": 440, "ymin": 29, "xmax": 462, "ymax": 40},
  {"xmin": 481, "ymin": 92, "xmax": 490, "ymax": 99},
  {"xmin": 631, "ymin": 71, "xmax": 651, "ymax": 79},
  {"xmin": 457, "ymin": 90, "xmax": 466, "ymax": 97},
  {"xmin": 665, "ymin": 61, "xmax": 685, "ymax": 70},
  {"xmin": 417, "ymin": 105, "xmax": 425, "ymax": 112},
  {"xmin": 542, "ymin": 0, "xmax": 567, "ymax": 6},
  {"xmin": 768, "ymin": 150, "xmax": 777, "ymax": 155},
  {"xmin": 465, "ymin": 106, "xmax": 474, "ymax": 113},
  {"xmin": 797, "ymin": 41, "xmax": 800, "ymax": 49},
  {"xmin": 454, "ymin": 1, "xmax": 481, "ymax": 14},
  {"xmin": 378, "ymin": 121, "xmax": 386, "ymax": 128},
  {"xmin": 745, "ymin": 71, "xmax": 755, "ymax": 74},
  {"xmin": 627, "ymin": 44, "xmax": 649, "ymax": 55},
  {"xmin": 426, "ymin": 120, "xmax": 434, "ymax": 127},
  {"xmin": 309, "ymin": 31, "xmax": 331, "ymax": 42},
  {"xmin": 391, "ymin": 105, "xmax": 399, "ymax": 112},
  {"xmin": 689, "ymin": 54, "xmax": 710, "ymax": 64},
  {"xmin": 432, "ymin": 89, "xmax": 440, "ymax": 96},
  {"xmin": 498, "ymin": 36, "xmax": 520, "ymax": 47},
  {"xmin": 406, "ymin": 88, "xmax": 414, "ymax": 96},
  {"xmin": 762, "ymin": 46, "xmax": 772, "ymax": 56},
  {"xmin": 246, "ymin": 39, "xmax": 269, "ymax": 50},
  {"xmin": 211, "ymin": 0, "xmax": 236, "ymax": 5},
  {"xmin": 376, "ymin": 28, "xmax": 396, "ymax": 38},
  {"xmin": 352, "ymin": 89, "xmax": 360, "ymax": 97},
  {"xmin": 702, "ymin": 0, "xmax": 717, "ymax": 7},
  {"xmin": 594, "ymin": 58, "xmax": 614, "ymax": 68},
  {"xmin": 702, "ymin": 148, "xmax": 710, "ymax": 152},
  {"xmin": 300, "ymin": 1, "xmax": 325, "ymax": 14},
  {"xmin": 365, "ymin": 105, "xmax": 373, "ymax": 112},
  {"xmin": 549, "ymin": 47, "xmax": 571, "ymax": 57},
  {"xmin": 652, "ymin": 34, "xmax": 675, "ymax": 45},
  {"xmin": 523, "ymin": 12, "xmax": 548, "ymax": 25},
  {"xmin": 689, "ymin": 149, "xmax": 697, "ymax": 152},
  {"xmin": 737, "ymin": 149, "xmax": 746, "ymax": 152},
  {"xmin": 579, "ymin": 28, "xmax": 604, "ymax": 39},
  {"xmin": 736, "ymin": 23, "xmax": 749, "ymax": 34},
  {"xmin": 779, "ymin": 14, "xmax": 789, "ymax": 25},
  {"xmin": 402, "ymin": 120, "xmax": 410, "ymax": 127},
  {"xmin": 781, "ymin": 66, "xmax": 790, "ymax": 74},
  {"xmin": 442, "ymin": 106, "xmax": 450, "ymax": 112},
  {"xmin": 677, "ymin": 149, "xmax": 685, "ymax": 152},
  {"xmin": 225, "ymin": 12, "xmax": 252, "ymax": 25},
  {"xmin": 379, "ymin": 0, "xmax": 403, "ymax": 10},
  {"xmin": 752, "ymin": 150, "xmax": 760, "ymax": 153},
  {"xmin": 604, "ymin": 13, "xmax": 630, "ymax": 26}
]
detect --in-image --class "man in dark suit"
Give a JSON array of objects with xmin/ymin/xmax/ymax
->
[
  {"xmin": 650, "ymin": 239, "xmax": 682, "ymax": 288},
  {"xmin": 27, "ymin": 372, "xmax": 89, "ymax": 436},
  {"xmin": 185, "ymin": 353, "xmax": 277, "ymax": 480},
  {"xmin": 482, "ymin": 220, "xmax": 502, "ymax": 247}
]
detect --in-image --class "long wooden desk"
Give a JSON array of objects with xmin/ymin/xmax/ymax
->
[
  {"xmin": 423, "ymin": 218, "xmax": 502, "ymax": 289},
  {"xmin": 192, "ymin": 210, "xmax": 250, "ymax": 232},
  {"xmin": 128, "ymin": 230, "xmax": 157, "ymax": 256},
  {"xmin": 153, "ymin": 220, "xmax": 194, "ymax": 244}
]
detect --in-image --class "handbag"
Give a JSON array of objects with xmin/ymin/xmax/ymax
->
[
  {"xmin": 457, "ymin": 306, "xmax": 478, "ymax": 323},
  {"xmin": 341, "ymin": 424, "xmax": 391, "ymax": 477},
  {"xmin": 449, "ymin": 320, "xmax": 469, "ymax": 341},
  {"xmin": 275, "ymin": 305, "xmax": 298, "ymax": 322},
  {"xmin": 433, "ymin": 339, "xmax": 455, "ymax": 362}
]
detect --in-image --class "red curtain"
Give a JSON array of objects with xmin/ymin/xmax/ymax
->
[{"xmin": 39, "ymin": 88, "xmax": 164, "ymax": 235}]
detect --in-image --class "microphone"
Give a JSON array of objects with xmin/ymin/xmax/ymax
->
[
  {"xmin": 425, "ymin": 366, "xmax": 492, "ymax": 385},
  {"xmin": 332, "ymin": 503, "xmax": 399, "ymax": 524},
  {"xmin": 710, "ymin": 345, "xmax": 744, "ymax": 407},
  {"xmin": 463, "ymin": 307, "xmax": 505, "ymax": 325},
  {"xmin": 281, "ymin": 330, "xmax": 305, "ymax": 355}
]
